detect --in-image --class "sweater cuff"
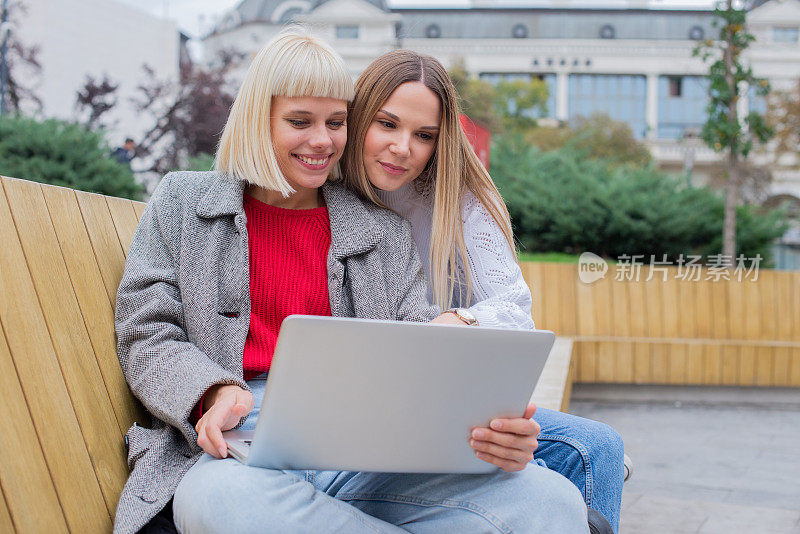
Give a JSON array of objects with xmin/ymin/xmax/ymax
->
[{"xmin": 189, "ymin": 392, "xmax": 207, "ymax": 424}]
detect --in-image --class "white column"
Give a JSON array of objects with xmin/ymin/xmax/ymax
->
[
  {"xmin": 556, "ymin": 72, "xmax": 568, "ymax": 122},
  {"xmin": 646, "ymin": 73, "xmax": 659, "ymax": 140}
]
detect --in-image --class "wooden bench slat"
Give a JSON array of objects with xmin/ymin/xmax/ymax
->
[
  {"xmin": 4, "ymin": 177, "xmax": 131, "ymax": 519},
  {"xmin": 106, "ymin": 196, "xmax": 140, "ymax": 258},
  {"xmin": 0, "ymin": 489, "xmax": 16, "ymax": 533},
  {"xmin": 42, "ymin": 185, "xmax": 149, "ymax": 433},
  {"xmin": 0, "ymin": 330, "xmax": 69, "ymax": 533},
  {"xmin": 0, "ymin": 180, "xmax": 112, "ymax": 532},
  {"xmin": 132, "ymin": 200, "xmax": 146, "ymax": 221},
  {"xmin": 76, "ymin": 191, "xmax": 127, "ymax": 310}
]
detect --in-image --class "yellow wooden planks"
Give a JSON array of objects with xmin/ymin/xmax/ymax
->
[
  {"xmin": 42, "ymin": 186, "xmax": 148, "ymax": 433},
  {"xmin": 755, "ymin": 346, "xmax": 774, "ymax": 387},
  {"xmin": 650, "ymin": 343, "xmax": 669, "ymax": 384},
  {"xmin": 738, "ymin": 345, "xmax": 757, "ymax": 386},
  {"xmin": 709, "ymin": 276, "xmax": 730, "ymax": 339},
  {"xmin": 772, "ymin": 347, "xmax": 791, "ymax": 387},
  {"xmin": 793, "ymin": 274, "xmax": 800, "ymax": 343},
  {"xmin": 685, "ymin": 343, "xmax": 704, "ymax": 385},
  {"xmin": 614, "ymin": 341, "xmax": 634, "ymax": 383},
  {"xmin": 0, "ymin": 491, "xmax": 15, "ymax": 533},
  {"xmin": 537, "ymin": 263, "xmax": 561, "ymax": 333},
  {"xmin": 633, "ymin": 342, "xmax": 651, "ymax": 384},
  {"xmin": 596, "ymin": 341, "xmax": 617, "ymax": 383},
  {"xmin": 720, "ymin": 345, "xmax": 740, "ymax": 385},
  {"xmin": 660, "ymin": 272, "xmax": 680, "ymax": 339},
  {"xmin": 556, "ymin": 264, "xmax": 579, "ymax": 335},
  {"xmin": 667, "ymin": 344, "xmax": 688, "ymax": 384},
  {"xmin": 106, "ymin": 196, "xmax": 140, "ymax": 257},
  {"xmin": 791, "ymin": 347, "xmax": 800, "ymax": 386},
  {"xmin": 703, "ymin": 343, "xmax": 722, "ymax": 385},
  {"xmin": 3, "ymin": 178, "xmax": 131, "ymax": 517},
  {"xmin": 0, "ymin": 180, "xmax": 111, "ymax": 532},
  {"xmin": 132, "ymin": 199, "xmax": 146, "ymax": 221},
  {"xmin": 576, "ymin": 341, "xmax": 597, "ymax": 383},
  {"xmin": 76, "ymin": 191, "xmax": 127, "ymax": 309},
  {"xmin": 524, "ymin": 262, "xmax": 545, "ymax": 328},
  {"xmin": 0, "ymin": 330, "xmax": 68, "ymax": 533}
]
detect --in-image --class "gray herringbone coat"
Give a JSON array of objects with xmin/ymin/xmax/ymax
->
[{"xmin": 114, "ymin": 171, "xmax": 439, "ymax": 534}]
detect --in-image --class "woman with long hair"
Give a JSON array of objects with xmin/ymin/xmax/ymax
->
[
  {"xmin": 115, "ymin": 30, "xmax": 588, "ymax": 533},
  {"xmin": 343, "ymin": 49, "xmax": 625, "ymax": 533}
]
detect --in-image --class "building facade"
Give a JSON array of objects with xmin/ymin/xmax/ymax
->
[
  {"xmin": 15, "ymin": 0, "xmax": 181, "ymax": 150},
  {"xmin": 204, "ymin": 0, "xmax": 800, "ymax": 265}
]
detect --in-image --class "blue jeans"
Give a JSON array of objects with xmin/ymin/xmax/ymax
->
[
  {"xmin": 533, "ymin": 408, "xmax": 625, "ymax": 533},
  {"xmin": 173, "ymin": 377, "xmax": 589, "ymax": 533}
]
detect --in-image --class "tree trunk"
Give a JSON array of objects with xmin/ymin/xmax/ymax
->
[
  {"xmin": 723, "ymin": 149, "xmax": 738, "ymax": 259},
  {"xmin": 722, "ymin": 1, "xmax": 739, "ymax": 261}
]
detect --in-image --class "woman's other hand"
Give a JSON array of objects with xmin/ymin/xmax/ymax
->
[
  {"xmin": 469, "ymin": 403, "xmax": 540, "ymax": 472},
  {"xmin": 195, "ymin": 385, "xmax": 254, "ymax": 459},
  {"xmin": 430, "ymin": 311, "xmax": 468, "ymax": 325}
]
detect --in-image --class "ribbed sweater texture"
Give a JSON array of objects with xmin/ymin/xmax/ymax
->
[{"xmin": 242, "ymin": 194, "xmax": 332, "ymax": 380}]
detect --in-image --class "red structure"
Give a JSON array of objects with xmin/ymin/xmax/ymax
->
[{"xmin": 459, "ymin": 114, "xmax": 491, "ymax": 170}]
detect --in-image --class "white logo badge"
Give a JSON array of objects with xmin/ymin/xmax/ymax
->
[{"xmin": 578, "ymin": 252, "xmax": 608, "ymax": 284}]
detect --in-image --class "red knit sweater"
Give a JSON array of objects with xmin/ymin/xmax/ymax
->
[
  {"xmin": 242, "ymin": 194, "xmax": 332, "ymax": 379},
  {"xmin": 191, "ymin": 194, "xmax": 332, "ymax": 420}
]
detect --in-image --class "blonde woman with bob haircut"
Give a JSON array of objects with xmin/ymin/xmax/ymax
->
[
  {"xmin": 343, "ymin": 49, "xmax": 624, "ymax": 533},
  {"xmin": 114, "ymin": 29, "xmax": 589, "ymax": 534}
]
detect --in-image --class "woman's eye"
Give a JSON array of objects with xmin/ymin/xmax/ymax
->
[
  {"xmin": 287, "ymin": 119, "xmax": 309, "ymax": 127},
  {"xmin": 378, "ymin": 120, "xmax": 395, "ymax": 129},
  {"xmin": 328, "ymin": 121, "xmax": 345, "ymax": 129},
  {"xmin": 418, "ymin": 132, "xmax": 434, "ymax": 141}
]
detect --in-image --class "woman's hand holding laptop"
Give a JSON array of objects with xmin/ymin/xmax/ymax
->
[
  {"xmin": 195, "ymin": 384, "xmax": 254, "ymax": 459},
  {"xmin": 469, "ymin": 403, "xmax": 541, "ymax": 472}
]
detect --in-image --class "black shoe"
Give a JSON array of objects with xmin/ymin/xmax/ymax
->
[{"xmin": 588, "ymin": 507, "xmax": 614, "ymax": 534}]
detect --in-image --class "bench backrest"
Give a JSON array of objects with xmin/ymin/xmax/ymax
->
[{"xmin": 0, "ymin": 175, "xmax": 148, "ymax": 532}]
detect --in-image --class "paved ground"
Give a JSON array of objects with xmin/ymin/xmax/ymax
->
[{"xmin": 569, "ymin": 384, "xmax": 800, "ymax": 534}]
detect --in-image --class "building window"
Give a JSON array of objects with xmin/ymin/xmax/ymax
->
[
  {"xmin": 773, "ymin": 27, "xmax": 799, "ymax": 43},
  {"xmin": 335, "ymin": 25, "xmax": 359, "ymax": 39},
  {"xmin": 668, "ymin": 76, "xmax": 683, "ymax": 97},
  {"xmin": 569, "ymin": 74, "xmax": 648, "ymax": 138},
  {"xmin": 599, "ymin": 25, "xmax": 615, "ymax": 39},
  {"xmin": 689, "ymin": 26, "xmax": 704, "ymax": 40},
  {"xmin": 426, "ymin": 24, "xmax": 441, "ymax": 38},
  {"xmin": 512, "ymin": 24, "xmax": 528, "ymax": 38}
]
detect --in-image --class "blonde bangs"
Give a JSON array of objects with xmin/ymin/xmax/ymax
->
[{"xmin": 215, "ymin": 28, "xmax": 354, "ymax": 194}]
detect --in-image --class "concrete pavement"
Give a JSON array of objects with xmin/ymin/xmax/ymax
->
[{"xmin": 569, "ymin": 384, "xmax": 800, "ymax": 534}]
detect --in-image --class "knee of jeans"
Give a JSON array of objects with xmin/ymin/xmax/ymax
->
[{"xmin": 580, "ymin": 420, "xmax": 624, "ymax": 464}]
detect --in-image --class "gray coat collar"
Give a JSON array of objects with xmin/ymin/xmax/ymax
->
[{"xmin": 195, "ymin": 173, "xmax": 382, "ymax": 259}]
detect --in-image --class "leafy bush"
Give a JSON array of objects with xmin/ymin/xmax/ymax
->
[
  {"xmin": 492, "ymin": 134, "xmax": 787, "ymax": 263},
  {"xmin": 181, "ymin": 152, "xmax": 215, "ymax": 172},
  {"xmin": 0, "ymin": 116, "xmax": 144, "ymax": 200}
]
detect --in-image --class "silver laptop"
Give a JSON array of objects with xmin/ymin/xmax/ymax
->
[{"xmin": 223, "ymin": 315, "xmax": 554, "ymax": 474}]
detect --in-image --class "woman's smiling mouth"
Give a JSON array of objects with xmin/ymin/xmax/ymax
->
[
  {"xmin": 379, "ymin": 161, "xmax": 408, "ymax": 175},
  {"xmin": 293, "ymin": 153, "xmax": 332, "ymax": 170}
]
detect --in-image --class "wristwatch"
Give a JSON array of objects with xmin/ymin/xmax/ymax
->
[{"xmin": 447, "ymin": 307, "xmax": 479, "ymax": 326}]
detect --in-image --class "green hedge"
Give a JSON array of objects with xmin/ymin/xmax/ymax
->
[
  {"xmin": 0, "ymin": 116, "xmax": 144, "ymax": 200},
  {"xmin": 492, "ymin": 135, "xmax": 787, "ymax": 263}
]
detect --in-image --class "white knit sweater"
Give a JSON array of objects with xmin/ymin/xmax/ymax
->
[{"xmin": 376, "ymin": 183, "xmax": 535, "ymax": 330}]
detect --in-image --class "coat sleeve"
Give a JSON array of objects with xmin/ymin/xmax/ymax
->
[
  {"xmin": 115, "ymin": 173, "xmax": 248, "ymax": 446},
  {"xmin": 388, "ymin": 218, "xmax": 441, "ymax": 323}
]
